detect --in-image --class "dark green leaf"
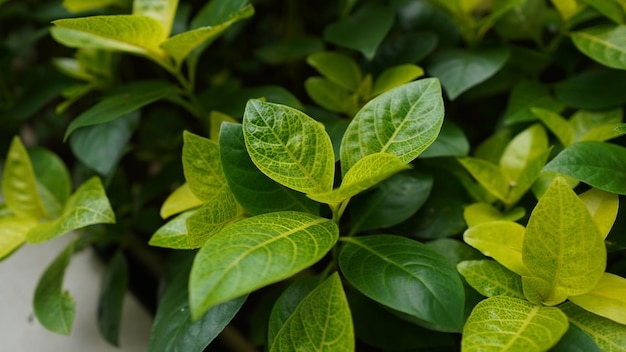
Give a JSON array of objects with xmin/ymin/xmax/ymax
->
[
  {"xmin": 29, "ymin": 147, "xmax": 72, "ymax": 218},
  {"xmin": 339, "ymin": 235, "xmax": 465, "ymax": 332},
  {"xmin": 256, "ymin": 36, "xmax": 324, "ymax": 65},
  {"xmin": 427, "ymin": 47, "xmax": 511, "ymax": 100},
  {"xmin": 97, "ymin": 251, "xmax": 128, "ymax": 346},
  {"xmin": 219, "ymin": 123, "xmax": 318, "ymax": 215},
  {"xmin": 191, "ymin": 0, "xmax": 248, "ymax": 28},
  {"xmin": 33, "ymin": 239, "xmax": 76, "ymax": 335},
  {"xmin": 373, "ymin": 32, "xmax": 438, "ymax": 68},
  {"xmin": 324, "ymin": 3, "xmax": 394, "ymax": 60},
  {"xmin": 560, "ymin": 301, "xmax": 626, "ymax": 351},
  {"xmin": 502, "ymin": 80, "xmax": 565, "ymax": 125},
  {"xmin": 554, "ymin": 69, "xmax": 626, "ymax": 109},
  {"xmin": 495, "ymin": 0, "xmax": 546, "ymax": 41},
  {"xmin": 420, "ymin": 120, "xmax": 470, "ymax": 158},
  {"xmin": 543, "ymin": 141, "xmax": 626, "ymax": 194},
  {"xmin": 550, "ymin": 314, "xmax": 603, "ymax": 352},
  {"xmin": 426, "ymin": 238, "xmax": 484, "ymax": 265}
]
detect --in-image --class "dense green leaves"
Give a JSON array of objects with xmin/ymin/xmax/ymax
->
[
  {"xmin": 462, "ymin": 296, "xmax": 569, "ymax": 352},
  {"xmin": 340, "ymin": 78, "xmax": 444, "ymax": 175},
  {"xmin": 571, "ymin": 25, "xmax": 626, "ymax": 70},
  {"xmin": 33, "ymin": 239, "xmax": 77, "ymax": 335},
  {"xmin": 544, "ymin": 141, "xmax": 626, "ymax": 194},
  {"xmin": 243, "ymin": 100, "xmax": 335, "ymax": 194},
  {"xmin": 269, "ymin": 273, "xmax": 354, "ymax": 352},
  {"xmin": 339, "ymin": 235, "xmax": 465, "ymax": 332},
  {"xmin": 189, "ymin": 211, "xmax": 338, "ymax": 320}
]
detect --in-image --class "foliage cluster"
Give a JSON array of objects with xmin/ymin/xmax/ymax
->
[{"xmin": 2, "ymin": 0, "xmax": 626, "ymax": 351}]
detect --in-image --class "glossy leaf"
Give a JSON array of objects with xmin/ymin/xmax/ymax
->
[
  {"xmin": 304, "ymin": 77, "xmax": 358, "ymax": 115},
  {"xmin": 571, "ymin": 25, "xmax": 626, "ymax": 70},
  {"xmin": 0, "ymin": 217, "xmax": 38, "ymax": 260},
  {"xmin": 569, "ymin": 272, "xmax": 626, "ymax": 325},
  {"xmin": 64, "ymin": 80, "xmax": 177, "ymax": 140},
  {"xmin": 33, "ymin": 239, "xmax": 77, "ymax": 335},
  {"xmin": 340, "ymin": 78, "xmax": 444, "ymax": 175},
  {"xmin": 349, "ymin": 170, "xmax": 433, "ymax": 232},
  {"xmin": 160, "ymin": 5, "xmax": 253, "ymax": 65},
  {"xmin": 182, "ymin": 131, "xmax": 228, "ymax": 201},
  {"xmin": 457, "ymin": 260, "xmax": 524, "ymax": 298},
  {"xmin": 372, "ymin": 64, "xmax": 424, "ymax": 96},
  {"xmin": 531, "ymin": 107, "xmax": 574, "ymax": 146},
  {"xmin": 270, "ymin": 273, "xmax": 354, "ymax": 352},
  {"xmin": 544, "ymin": 141, "xmax": 626, "ymax": 194},
  {"xmin": 307, "ymin": 153, "xmax": 411, "ymax": 205},
  {"xmin": 306, "ymin": 51, "xmax": 362, "ymax": 91},
  {"xmin": 2, "ymin": 137, "xmax": 48, "ymax": 218},
  {"xmin": 243, "ymin": 100, "xmax": 335, "ymax": 194},
  {"xmin": 457, "ymin": 157, "xmax": 509, "ymax": 200},
  {"xmin": 160, "ymin": 183, "xmax": 203, "ymax": 219},
  {"xmin": 133, "ymin": 0, "xmax": 178, "ymax": 39},
  {"xmin": 579, "ymin": 187, "xmax": 619, "ymax": 239},
  {"xmin": 149, "ymin": 210, "xmax": 195, "ymax": 249},
  {"xmin": 219, "ymin": 122, "xmax": 318, "ymax": 215},
  {"xmin": 560, "ymin": 301, "xmax": 626, "ymax": 351},
  {"xmin": 189, "ymin": 211, "xmax": 338, "ymax": 319},
  {"xmin": 27, "ymin": 177, "xmax": 116, "ymax": 243},
  {"xmin": 29, "ymin": 148, "xmax": 72, "ymax": 219},
  {"xmin": 464, "ymin": 221, "xmax": 529, "ymax": 276},
  {"xmin": 97, "ymin": 251, "xmax": 128, "ymax": 346},
  {"xmin": 149, "ymin": 251, "xmax": 246, "ymax": 352},
  {"xmin": 462, "ymin": 296, "xmax": 568, "ymax": 352},
  {"xmin": 324, "ymin": 3, "xmax": 394, "ymax": 60},
  {"xmin": 339, "ymin": 235, "xmax": 465, "ymax": 332},
  {"xmin": 50, "ymin": 15, "xmax": 167, "ymax": 59},
  {"xmin": 427, "ymin": 47, "xmax": 510, "ymax": 100},
  {"xmin": 523, "ymin": 177, "xmax": 606, "ymax": 304},
  {"xmin": 69, "ymin": 111, "xmax": 139, "ymax": 176}
]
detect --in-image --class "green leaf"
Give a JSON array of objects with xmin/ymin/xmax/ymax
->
[
  {"xmin": 27, "ymin": 177, "xmax": 116, "ymax": 243},
  {"xmin": 185, "ymin": 191, "xmax": 244, "ymax": 248},
  {"xmin": 33, "ymin": 239, "xmax": 77, "ymax": 335},
  {"xmin": 64, "ymin": 80, "xmax": 177, "ymax": 140},
  {"xmin": 569, "ymin": 272, "xmax": 626, "ymax": 325},
  {"xmin": 0, "ymin": 217, "xmax": 38, "ymax": 260},
  {"xmin": 579, "ymin": 0, "xmax": 625, "ymax": 24},
  {"xmin": 522, "ymin": 177, "xmax": 606, "ymax": 304},
  {"xmin": 2, "ymin": 137, "xmax": 48, "ymax": 218},
  {"xmin": 532, "ymin": 108, "xmax": 575, "ymax": 146},
  {"xmin": 209, "ymin": 111, "xmax": 237, "ymax": 141},
  {"xmin": 29, "ymin": 148, "xmax": 72, "ymax": 219},
  {"xmin": 462, "ymin": 296, "xmax": 569, "ymax": 352},
  {"xmin": 543, "ymin": 141, "xmax": 626, "ymax": 194},
  {"xmin": 133, "ymin": 0, "xmax": 178, "ymax": 39},
  {"xmin": 304, "ymin": 77, "xmax": 359, "ymax": 115},
  {"xmin": 182, "ymin": 131, "xmax": 228, "ymax": 201},
  {"xmin": 242, "ymin": 100, "xmax": 335, "ymax": 194},
  {"xmin": 427, "ymin": 47, "xmax": 510, "ymax": 100},
  {"xmin": 420, "ymin": 120, "xmax": 470, "ymax": 158},
  {"xmin": 339, "ymin": 235, "xmax": 465, "ymax": 332},
  {"xmin": 191, "ymin": 0, "xmax": 248, "ymax": 27},
  {"xmin": 270, "ymin": 273, "xmax": 354, "ymax": 352},
  {"xmin": 571, "ymin": 25, "xmax": 626, "ymax": 70},
  {"xmin": 372, "ymin": 64, "xmax": 424, "ymax": 96},
  {"xmin": 149, "ymin": 251, "xmax": 246, "ymax": 352},
  {"xmin": 373, "ymin": 32, "xmax": 438, "ymax": 67},
  {"xmin": 426, "ymin": 238, "xmax": 485, "ymax": 266},
  {"xmin": 340, "ymin": 78, "xmax": 444, "ymax": 175},
  {"xmin": 502, "ymin": 80, "xmax": 565, "ymax": 125},
  {"xmin": 560, "ymin": 301, "xmax": 626, "ymax": 351},
  {"xmin": 463, "ymin": 221, "xmax": 529, "ymax": 276},
  {"xmin": 457, "ymin": 260, "xmax": 525, "ymax": 299},
  {"xmin": 160, "ymin": 5, "xmax": 254, "ymax": 66},
  {"xmin": 464, "ymin": 202, "xmax": 525, "ymax": 227},
  {"xmin": 307, "ymin": 153, "xmax": 411, "ymax": 205},
  {"xmin": 50, "ymin": 15, "xmax": 167, "ymax": 59},
  {"xmin": 160, "ymin": 183, "xmax": 203, "ymax": 219},
  {"xmin": 495, "ymin": 0, "xmax": 546, "ymax": 41},
  {"xmin": 323, "ymin": 3, "xmax": 394, "ymax": 60},
  {"xmin": 551, "ymin": 323, "xmax": 603, "ymax": 352},
  {"xmin": 219, "ymin": 122, "xmax": 319, "ymax": 215},
  {"xmin": 97, "ymin": 251, "xmax": 128, "ymax": 346},
  {"xmin": 62, "ymin": 0, "xmax": 130, "ymax": 13},
  {"xmin": 554, "ymin": 69, "xmax": 626, "ymax": 109},
  {"xmin": 579, "ymin": 187, "xmax": 619, "ymax": 239},
  {"xmin": 571, "ymin": 108, "xmax": 623, "ymax": 141},
  {"xmin": 349, "ymin": 170, "xmax": 433, "ymax": 232},
  {"xmin": 306, "ymin": 51, "xmax": 363, "ymax": 91},
  {"xmin": 189, "ymin": 211, "xmax": 338, "ymax": 319},
  {"xmin": 149, "ymin": 210, "xmax": 195, "ymax": 249},
  {"xmin": 457, "ymin": 157, "xmax": 509, "ymax": 201},
  {"xmin": 69, "ymin": 111, "xmax": 139, "ymax": 176}
]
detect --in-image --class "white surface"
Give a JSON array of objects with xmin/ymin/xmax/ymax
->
[{"xmin": 0, "ymin": 235, "xmax": 153, "ymax": 351}]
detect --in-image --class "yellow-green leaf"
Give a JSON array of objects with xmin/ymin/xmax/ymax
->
[
  {"xmin": 62, "ymin": 0, "xmax": 130, "ymax": 13},
  {"xmin": 182, "ymin": 131, "xmax": 229, "ymax": 202},
  {"xmin": 551, "ymin": 0, "xmax": 585, "ymax": 21},
  {"xmin": 2, "ymin": 137, "xmax": 48, "ymax": 218},
  {"xmin": 149, "ymin": 210, "xmax": 195, "ymax": 249},
  {"xmin": 458, "ymin": 157, "xmax": 509, "ymax": 201},
  {"xmin": 463, "ymin": 221, "xmax": 529, "ymax": 276},
  {"xmin": 133, "ymin": 0, "xmax": 179, "ymax": 40},
  {"xmin": 462, "ymin": 296, "xmax": 569, "ymax": 352},
  {"xmin": 160, "ymin": 183, "xmax": 203, "ymax": 219},
  {"xmin": 189, "ymin": 211, "xmax": 338, "ymax": 320},
  {"xmin": 522, "ymin": 177, "xmax": 606, "ymax": 304},
  {"xmin": 51, "ymin": 15, "xmax": 167, "ymax": 60},
  {"xmin": 307, "ymin": 153, "xmax": 411, "ymax": 205},
  {"xmin": 579, "ymin": 187, "xmax": 619, "ymax": 239},
  {"xmin": 531, "ymin": 107, "xmax": 575, "ymax": 147},
  {"xmin": 306, "ymin": 51, "xmax": 363, "ymax": 91},
  {"xmin": 371, "ymin": 64, "xmax": 424, "ymax": 96},
  {"xmin": 457, "ymin": 260, "xmax": 525, "ymax": 299},
  {"xmin": 569, "ymin": 272, "xmax": 626, "ymax": 325},
  {"xmin": 27, "ymin": 177, "xmax": 115, "ymax": 243},
  {"xmin": 186, "ymin": 190, "xmax": 244, "ymax": 248},
  {"xmin": 499, "ymin": 123, "xmax": 549, "ymax": 184},
  {"xmin": 463, "ymin": 203, "xmax": 525, "ymax": 227},
  {"xmin": 269, "ymin": 273, "xmax": 354, "ymax": 352},
  {"xmin": 0, "ymin": 216, "xmax": 39, "ymax": 260},
  {"xmin": 242, "ymin": 100, "xmax": 335, "ymax": 195},
  {"xmin": 560, "ymin": 301, "xmax": 626, "ymax": 352},
  {"xmin": 571, "ymin": 25, "xmax": 626, "ymax": 71}
]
